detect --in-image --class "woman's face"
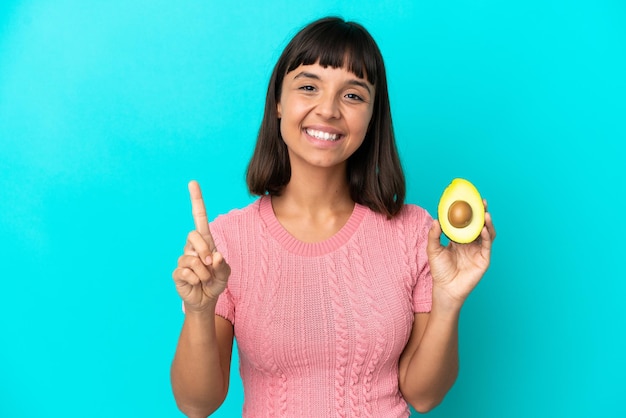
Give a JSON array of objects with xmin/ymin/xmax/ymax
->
[{"xmin": 277, "ymin": 62, "xmax": 375, "ymax": 172}]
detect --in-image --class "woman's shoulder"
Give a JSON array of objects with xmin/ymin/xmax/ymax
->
[
  {"xmin": 399, "ymin": 202, "xmax": 431, "ymax": 218},
  {"xmin": 210, "ymin": 197, "xmax": 263, "ymax": 228},
  {"xmin": 359, "ymin": 203, "xmax": 433, "ymax": 239},
  {"xmin": 374, "ymin": 202, "xmax": 433, "ymax": 226},
  {"xmin": 376, "ymin": 203, "xmax": 433, "ymax": 239}
]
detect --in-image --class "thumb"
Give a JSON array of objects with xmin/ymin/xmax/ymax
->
[
  {"xmin": 427, "ymin": 219, "xmax": 444, "ymax": 257},
  {"xmin": 211, "ymin": 251, "xmax": 231, "ymax": 282}
]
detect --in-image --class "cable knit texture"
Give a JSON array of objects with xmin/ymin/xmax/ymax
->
[{"xmin": 211, "ymin": 196, "xmax": 433, "ymax": 417}]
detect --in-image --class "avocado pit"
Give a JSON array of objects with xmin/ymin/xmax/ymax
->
[{"xmin": 448, "ymin": 200, "xmax": 473, "ymax": 228}]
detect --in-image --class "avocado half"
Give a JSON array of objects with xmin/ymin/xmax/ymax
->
[{"xmin": 437, "ymin": 178, "xmax": 485, "ymax": 244}]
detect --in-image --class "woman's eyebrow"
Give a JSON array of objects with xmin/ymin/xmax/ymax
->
[
  {"xmin": 293, "ymin": 71, "xmax": 371, "ymax": 94},
  {"xmin": 293, "ymin": 71, "xmax": 321, "ymax": 81},
  {"xmin": 347, "ymin": 79, "xmax": 371, "ymax": 94}
]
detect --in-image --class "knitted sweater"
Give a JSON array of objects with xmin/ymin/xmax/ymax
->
[{"xmin": 211, "ymin": 196, "xmax": 433, "ymax": 417}]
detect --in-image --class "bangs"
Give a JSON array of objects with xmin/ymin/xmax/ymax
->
[{"xmin": 284, "ymin": 19, "xmax": 379, "ymax": 85}]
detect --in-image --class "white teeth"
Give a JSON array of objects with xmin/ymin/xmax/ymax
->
[{"xmin": 306, "ymin": 129, "xmax": 339, "ymax": 141}]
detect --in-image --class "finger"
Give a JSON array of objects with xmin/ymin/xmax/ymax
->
[
  {"xmin": 177, "ymin": 254, "xmax": 211, "ymax": 282},
  {"xmin": 188, "ymin": 180, "xmax": 214, "ymax": 242},
  {"xmin": 479, "ymin": 224, "xmax": 493, "ymax": 257},
  {"xmin": 484, "ymin": 211, "xmax": 496, "ymax": 241},
  {"xmin": 183, "ymin": 240, "xmax": 198, "ymax": 256},
  {"xmin": 187, "ymin": 230, "xmax": 216, "ymax": 266},
  {"xmin": 477, "ymin": 212, "xmax": 495, "ymax": 253},
  {"xmin": 173, "ymin": 266, "xmax": 201, "ymax": 286},
  {"xmin": 210, "ymin": 251, "xmax": 231, "ymax": 283}
]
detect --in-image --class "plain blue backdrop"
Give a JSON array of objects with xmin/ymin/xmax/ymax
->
[{"xmin": 1, "ymin": 0, "xmax": 624, "ymax": 417}]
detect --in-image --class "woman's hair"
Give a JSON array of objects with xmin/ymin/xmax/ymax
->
[{"xmin": 246, "ymin": 16, "xmax": 405, "ymax": 217}]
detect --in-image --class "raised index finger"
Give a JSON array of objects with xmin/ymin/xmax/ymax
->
[{"xmin": 188, "ymin": 180, "xmax": 212, "ymax": 239}]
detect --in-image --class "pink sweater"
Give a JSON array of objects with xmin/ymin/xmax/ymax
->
[{"xmin": 211, "ymin": 196, "xmax": 433, "ymax": 417}]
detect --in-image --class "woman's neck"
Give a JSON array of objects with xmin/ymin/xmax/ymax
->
[
  {"xmin": 270, "ymin": 163, "xmax": 355, "ymax": 243},
  {"xmin": 278, "ymin": 162, "xmax": 353, "ymax": 211}
]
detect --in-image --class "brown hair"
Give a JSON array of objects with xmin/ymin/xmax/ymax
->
[{"xmin": 246, "ymin": 17, "xmax": 405, "ymax": 217}]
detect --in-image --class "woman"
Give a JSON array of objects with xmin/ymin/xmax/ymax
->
[{"xmin": 171, "ymin": 16, "xmax": 495, "ymax": 417}]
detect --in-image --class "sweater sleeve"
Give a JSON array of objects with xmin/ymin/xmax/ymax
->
[
  {"xmin": 411, "ymin": 206, "xmax": 433, "ymax": 313},
  {"xmin": 215, "ymin": 289, "xmax": 235, "ymax": 324},
  {"xmin": 211, "ymin": 219, "xmax": 236, "ymax": 325}
]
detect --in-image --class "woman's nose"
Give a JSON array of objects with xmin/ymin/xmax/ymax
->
[{"xmin": 315, "ymin": 93, "xmax": 340, "ymax": 119}]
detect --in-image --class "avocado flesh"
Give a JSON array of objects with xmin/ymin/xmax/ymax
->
[{"xmin": 437, "ymin": 178, "xmax": 485, "ymax": 244}]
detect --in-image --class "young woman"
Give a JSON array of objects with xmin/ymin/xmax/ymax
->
[{"xmin": 171, "ymin": 17, "xmax": 496, "ymax": 418}]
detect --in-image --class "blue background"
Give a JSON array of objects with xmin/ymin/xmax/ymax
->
[{"xmin": 1, "ymin": 0, "xmax": 624, "ymax": 417}]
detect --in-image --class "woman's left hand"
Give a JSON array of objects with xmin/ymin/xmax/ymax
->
[{"xmin": 426, "ymin": 200, "xmax": 496, "ymax": 310}]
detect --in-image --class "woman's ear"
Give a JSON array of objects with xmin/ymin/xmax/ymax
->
[{"xmin": 277, "ymin": 102, "xmax": 282, "ymax": 119}]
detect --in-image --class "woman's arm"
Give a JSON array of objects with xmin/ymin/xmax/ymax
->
[
  {"xmin": 398, "ymin": 302, "xmax": 460, "ymax": 413},
  {"xmin": 171, "ymin": 309, "xmax": 234, "ymax": 418},
  {"xmin": 400, "ymin": 206, "xmax": 496, "ymax": 413},
  {"xmin": 171, "ymin": 181, "xmax": 234, "ymax": 417}
]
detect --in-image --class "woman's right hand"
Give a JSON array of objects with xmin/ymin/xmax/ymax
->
[{"xmin": 172, "ymin": 180, "xmax": 231, "ymax": 313}]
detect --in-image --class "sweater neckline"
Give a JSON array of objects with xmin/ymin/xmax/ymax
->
[{"xmin": 259, "ymin": 195, "xmax": 367, "ymax": 257}]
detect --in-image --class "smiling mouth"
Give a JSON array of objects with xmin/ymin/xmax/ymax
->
[{"xmin": 305, "ymin": 128, "xmax": 341, "ymax": 141}]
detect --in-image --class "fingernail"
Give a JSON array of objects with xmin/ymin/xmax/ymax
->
[{"xmin": 205, "ymin": 256, "xmax": 212, "ymax": 265}]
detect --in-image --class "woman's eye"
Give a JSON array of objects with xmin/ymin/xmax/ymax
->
[
  {"xmin": 299, "ymin": 85, "xmax": 316, "ymax": 91},
  {"xmin": 346, "ymin": 93, "xmax": 364, "ymax": 101}
]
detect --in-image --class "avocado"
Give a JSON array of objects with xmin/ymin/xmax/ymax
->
[{"xmin": 437, "ymin": 178, "xmax": 485, "ymax": 244}]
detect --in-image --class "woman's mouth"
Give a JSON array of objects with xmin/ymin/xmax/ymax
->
[{"xmin": 305, "ymin": 128, "xmax": 341, "ymax": 142}]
